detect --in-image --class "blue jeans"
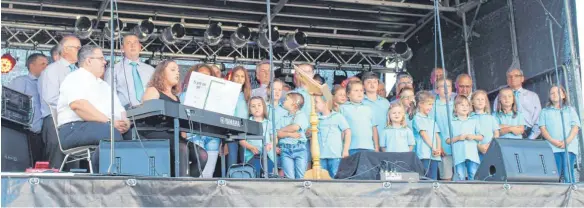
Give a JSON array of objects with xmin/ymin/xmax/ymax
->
[
  {"xmin": 349, "ymin": 149, "xmax": 374, "ymax": 156},
  {"xmin": 247, "ymin": 156, "xmax": 274, "ymax": 178},
  {"xmin": 421, "ymin": 159, "xmax": 439, "ymax": 180},
  {"xmin": 280, "ymin": 143, "xmax": 308, "ymax": 179},
  {"xmin": 188, "ymin": 135, "xmax": 221, "ymax": 151},
  {"xmin": 554, "ymin": 152, "xmax": 577, "ymax": 183},
  {"xmin": 321, "ymin": 158, "xmax": 341, "ymax": 178},
  {"xmin": 454, "ymin": 160, "xmax": 479, "ymax": 181}
]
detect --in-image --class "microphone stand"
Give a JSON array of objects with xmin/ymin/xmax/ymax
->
[
  {"xmin": 107, "ymin": 0, "xmax": 116, "ymax": 174},
  {"xmin": 265, "ymin": 0, "xmax": 278, "ymax": 177}
]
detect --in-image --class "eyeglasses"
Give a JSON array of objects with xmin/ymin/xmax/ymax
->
[
  {"xmin": 88, "ymin": 57, "xmax": 106, "ymax": 61},
  {"xmin": 507, "ymin": 74, "xmax": 523, "ymax": 79},
  {"xmin": 66, "ymin": 46, "xmax": 82, "ymax": 50},
  {"xmin": 398, "ymin": 81, "xmax": 413, "ymax": 86},
  {"xmin": 457, "ymin": 85, "xmax": 472, "ymax": 89}
]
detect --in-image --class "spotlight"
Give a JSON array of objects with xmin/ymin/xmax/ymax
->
[
  {"xmin": 257, "ymin": 26, "xmax": 280, "ymax": 49},
  {"xmin": 391, "ymin": 42, "xmax": 413, "ymax": 61},
  {"xmin": 74, "ymin": 16, "xmax": 93, "ymax": 39},
  {"xmin": 1, "ymin": 53, "xmax": 16, "ymax": 74},
  {"xmin": 283, "ymin": 30, "xmax": 307, "ymax": 51},
  {"xmin": 104, "ymin": 18, "xmax": 125, "ymax": 40},
  {"xmin": 204, "ymin": 22, "xmax": 223, "ymax": 46},
  {"xmin": 230, "ymin": 24, "xmax": 251, "ymax": 48},
  {"xmin": 132, "ymin": 18, "xmax": 155, "ymax": 42},
  {"xmin": 160, "ymin": 23, "xmax": 186, "ymax": 45}
]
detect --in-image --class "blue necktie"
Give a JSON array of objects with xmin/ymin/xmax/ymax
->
[
  {"xmin": 131, "ymin": 62, "xmax": 144, "ymax": 102},
  {"xmin": 514, "ymin": 90, "xmax": 521, "ymax": 109},
  {"xmin": 69, "ymin": 64, "xmax": 78, "ymax": 72}
]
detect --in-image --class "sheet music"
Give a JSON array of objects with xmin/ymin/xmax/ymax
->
[{"xmin": 183, "ymin": 72, "xmax": 241, "ymax": 115}]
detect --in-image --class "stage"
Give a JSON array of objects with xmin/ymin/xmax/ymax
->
[{"xmin": 1, "ymin": 173, "xmax": 583, "ymax": 207}]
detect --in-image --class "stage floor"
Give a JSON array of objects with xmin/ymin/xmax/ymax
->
[{"xmin": 1, "ymin": 172, "xmax": 583, "ymax": 207}]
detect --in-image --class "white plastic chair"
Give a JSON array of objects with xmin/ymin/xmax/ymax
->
[{"xmin": 45, "ymin": 100, "xmax": 96, "ymax": 173}]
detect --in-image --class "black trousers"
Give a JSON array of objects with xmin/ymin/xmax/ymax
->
[
  {"xmin": 27, "ymin": 132, "xmax": 44, "ymax": 166},
  {"xmin": 41, "ymin": 116, "xmax": 65, "ymax": 169}
]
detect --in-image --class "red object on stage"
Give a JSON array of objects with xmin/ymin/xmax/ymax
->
[
  {"xmin": 25, "ymin": 161, "xmax": 59, "ymax": 173},
  {"xmin": 1, "ymin": 53, "xmax": 17, "ymax": 73}
]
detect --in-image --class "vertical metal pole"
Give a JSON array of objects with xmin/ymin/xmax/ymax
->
[
  {"xmin": 107, "ymin": 0, "xmax": 115, "ymax": 174},
  {"xmin": 461, "ymin": 10, "xmax": 473, "ymax": 78},
  {"xmin": 563, "ymin": 0, "xmax": 584, "ymax": 182},
  {"xmin": 266, "ymin": 0, "xmax": 278, "ymax": 177},
  {"xmin": 507, "ymin": 0, "xmax": 520, "ymax": 61}
]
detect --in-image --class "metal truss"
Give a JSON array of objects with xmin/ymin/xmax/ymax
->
[{"xmin": 1, "ymin": 22, "xmax": 395, "ymax": 70}]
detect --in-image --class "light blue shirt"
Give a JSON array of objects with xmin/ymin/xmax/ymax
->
[
  {"xmin": 363, "ymin": 95, "xmax": 391, "ymax": 137},
  {"xmin": 251, "ymin": 84, "xmax": 268, "ymax": 101},
  {"xmin": 277, "ymin": 111, "xmax": 309, "ymax": 145},
  {"xmin": 430, "ymin": 97, "xmax": 455, "ymax": 155},
  {"xmin": 495, "ymin": 111, "xmax": 525, "ymax": 139},
  {"xmin": 494, "ymin": 88, "xmax": 542, "ymax": 139},
  {"xmin": 244, "ymin": 118, "xmax": 276, "ymax": 162},
  {"xmin": 340, "ymin": 102, "xmax": 376, "ymax": 150},
  {"xmin": 380, "ymin": 126, "xmax": 415, "ymax": 153},
  {"xmin": 318, "ymin": 112, "xmax": 350, "ymax": 158},
  {"xmin": 104, "ymin": 58, "xmax": 155, "ymax": 108},
  {"xmin": 7, "ymin": 73, "xmax": 43, "ymax": 133},
  {"xmin": 412, "ymin": 113, "xmax": 441, "ymax": 161},
  {"xmin": 471, "ymin": 112, "xmax": 500, "ymax": 145},
  {"xmin": 293, "ymin": 87, "xmax": 313, "ymax": 121},
  {"xmin": 267, "ymin": 103, "xmax": 287, "ymax": 128},
  {"xmin": 450, "ymin": 116, "xmax": 482, "ymax": 165},
  {"xmin": 538, "ymin": 106, "xmax": 581, "ymax": 155},
  {"xmin": 38, "ymin": 58, "xmax": 75, "ymax": 118},
  {"xmin": 234, "ymin": 92, "xmax": 249, "ymax": 119}
]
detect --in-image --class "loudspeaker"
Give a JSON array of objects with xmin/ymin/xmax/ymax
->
[
  {"xmin": 335, "ymin": 152, "xmax": 425, "ymax": 180},
  {"xmin": 99, "ymin": 140, "xmax": 170, "ymax": 177},
  {"xmin": 475, "ymin": 139, "xmax": 559, "ymax": 182},
  {"xmin": 1, "ymin": 125, "xmax": 31, "ymax": 172}
]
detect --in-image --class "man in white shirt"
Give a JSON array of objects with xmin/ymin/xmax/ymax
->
[
  {"xmin": 57, "ymin": 45, "xmax": 129, "ymax": 169},
  {"xmin": 105, "ymin": 34, "xmax": 155, "ymax": 109},
  {"xmin": 455, "ymin": 73, "xmax": 473, "ymax": 99}
]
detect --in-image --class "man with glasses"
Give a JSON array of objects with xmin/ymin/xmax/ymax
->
[
  {"xmin": 390, "ymin": 72, "xmax": 414, "ymax": 103},
  {"xmin": 38, "ymin": 35, "xmax": 81, "ymax": 169},
  {"xmin": 57, "ymin": 45, "xmax": 129, "ymax": 171},
  {"xmin": 455, "ymin": 73, "xmax": 473, "ymax": 99},
  {"xmin": 105, "ymin": 34, "xmax": 155, "ymax": 109},
  {"xmin": 493, "ymin": 64, "xmax": 542, "ymax": 140}
]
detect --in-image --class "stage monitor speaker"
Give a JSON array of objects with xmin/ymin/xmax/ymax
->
[
  {"xmin": 99, "ymin": 139, "xmax": 170, "ymax": 177},
  {"xmin": 1, "ymin": 125, "xmax": 31, "ymax": 172},
  {"xmin": 335, "ymin": 152, "xmax": 425, "ymax": 180},
  {"xmin": 475, "ymin": 138, "xmax": 559, "ymax": 182}
]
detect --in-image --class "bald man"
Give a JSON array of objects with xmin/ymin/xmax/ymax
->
[
  {"xmin": 38, "ymin": 34, "xmax": 81, "ymax": 169},
  {"xmin": 455, "ymin": 73, "xmax": 473, "ymax": 98},
  {"xmin": 430, "ymin": 67, "xmax": 444, "ymax": 87},
  {"xmin": 105, "ymin": 34, "xmax": 155, "ymax": 109}
]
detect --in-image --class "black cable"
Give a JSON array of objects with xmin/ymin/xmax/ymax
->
[
  {"xmin": 185, "ymin": 109, "xmax": 203, "ymax": 177},
  {"xmin": 130, "ymin": 115, "xmax": 161, "ymax": 176}
]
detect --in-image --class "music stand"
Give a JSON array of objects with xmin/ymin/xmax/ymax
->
[{"xmin": 294, "ymin": 65, "xmax": 333, "ymax": 179}]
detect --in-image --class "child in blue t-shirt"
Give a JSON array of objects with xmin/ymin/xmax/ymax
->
[
  {"xmin": 470, "ymin": 90, "xmax": 500, "ymax": 158},
  {"xmin": 448, "ymin": 95, "xmax": 483, "ymax": 181},
  {"xmin": 266, "ymin": 79, "xmax": 287, "ymax": 127},
  {"xmin": 539, "ymin": 85, "xmax": 581, "ymax": 183},
  {"xmin": 432, "ymin": 78, "xmax": 455, "ymax": 181},
  {"xmin": 239, "ymin": 97, "xmax": 276, "ymax": 178},
  {"xmin": 339, "ymin": 80, "xmax": 379, "ymax": 155},
  {"xmin": 494, "ymin": 88, "xmax": 525, "ymax": 139},
  {"xmin": 276, "ymin": 92, "xmax": 309, "ymax": 179},
  {"xmin": 412, "ymin": 91, "xmax": 442, "ymax": 180},
  {"xmin": 315, "ymin": 96, "xmax": 351, "ymax": 178},
  {"xmin": 381, "ymin": 103, "xmax": 415, "ymax": 153},
  {"xmin": 398, "ymin": 87, "xmax": 416, "ymax": 129}
]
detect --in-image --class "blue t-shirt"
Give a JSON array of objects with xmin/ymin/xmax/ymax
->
[
  {"xmin": 340, "ymin": 102, "xmax": 376, "ymax": 150},
  {"xmin": 363, "ymin": 95, "xmax": 391, "ymax": 137},
  {"xmin": 244, "ymin": 118, "xmax": 276, "ymax": 162},
  {"xmin": 412, "ymin": 113, "xmax": 441, "ymax": 161},
  {"xmin": 380, "ymin": 126, "xmax": 415, "ymax": 153},
  {"xmin": 293, "ymin": 87, "xmax": 313, "ymax": 122},
  {"xmin": 430, "ymin": 97, "xmax": 454, "ymax": 155},
  {"xmin": 318, "ymin": 112, "xmax": 350, "ymax": 158},
  {"xmin": 450, "ymin": 117, "xmax": 482, "ymax": 165},
  {"xmin": 538, "ymin": 106, "xmax": 581, "ymax": 154},
  {"xmin": 267, "ymin": 103, "xmax": 287, "ymax": 128},
  {"xmin": 495, "ymin": 111, "xmax": 525, "ymax": 139},
  {"xmin": 471, "ymin": 112, "xmax": 500, "ymax": 145},
  {"xmin": 276, "ymin": 111, "xmax": 310, "ymax": 145},
  {"xmin": 234, "ymin": 92, "xmax": 249, "ymax": 119}
]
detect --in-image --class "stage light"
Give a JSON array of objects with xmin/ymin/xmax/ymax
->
[
  {"xmin": 230, "ymin": 24, "xmax": 251, "ymax": 48},
  {"xmin": 257, "ymin": 26, "xmax": 280, "ymax": 49},
  {"xmin": 160, "ymin": 23, "xmax": 186, "ymax": 45},
  {"xmin": 132, "ymin": 18, "xmax": 155, "ymax": 42},
  {"xmin": 104, "ymin": 18, "xmax": 125, "ymax": 40},
  {"xmin": 74, "ymin": 16, "xmax": 93, "ymax": 40},
  {"xmin": 1, "ymin": 53, "xmax": 16, "ymax": 74},
  {"xmin": 391, "ymin": 42, "xmax": 413, "ymax": 61},
  {"xmin": 283, "ymin": 30, "xmax": 307, "ymax": 51},
  {"xmin": 204, "ymin": 22, "xmax": 223, "ymax": 46}
]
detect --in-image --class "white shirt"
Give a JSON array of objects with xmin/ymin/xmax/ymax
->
[
  {"xmin": 57, "ymin": 68, "xmax": 125, "ymax": 127},
  {"xmin": 39, "ymin": 58, "xmax": 75, "ymax": 118},
  {"xmin": 104, "ymin": 58, "xmax": 155, "ymax": 108},
  {"xmin": 251, "ymin": 83, "xmax": 268, "ymax": 101}
]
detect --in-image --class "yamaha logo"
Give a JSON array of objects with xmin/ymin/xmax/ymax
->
[{"xmin": 220, "ymin": 117, "xmax": 242, "ymax": 127}]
